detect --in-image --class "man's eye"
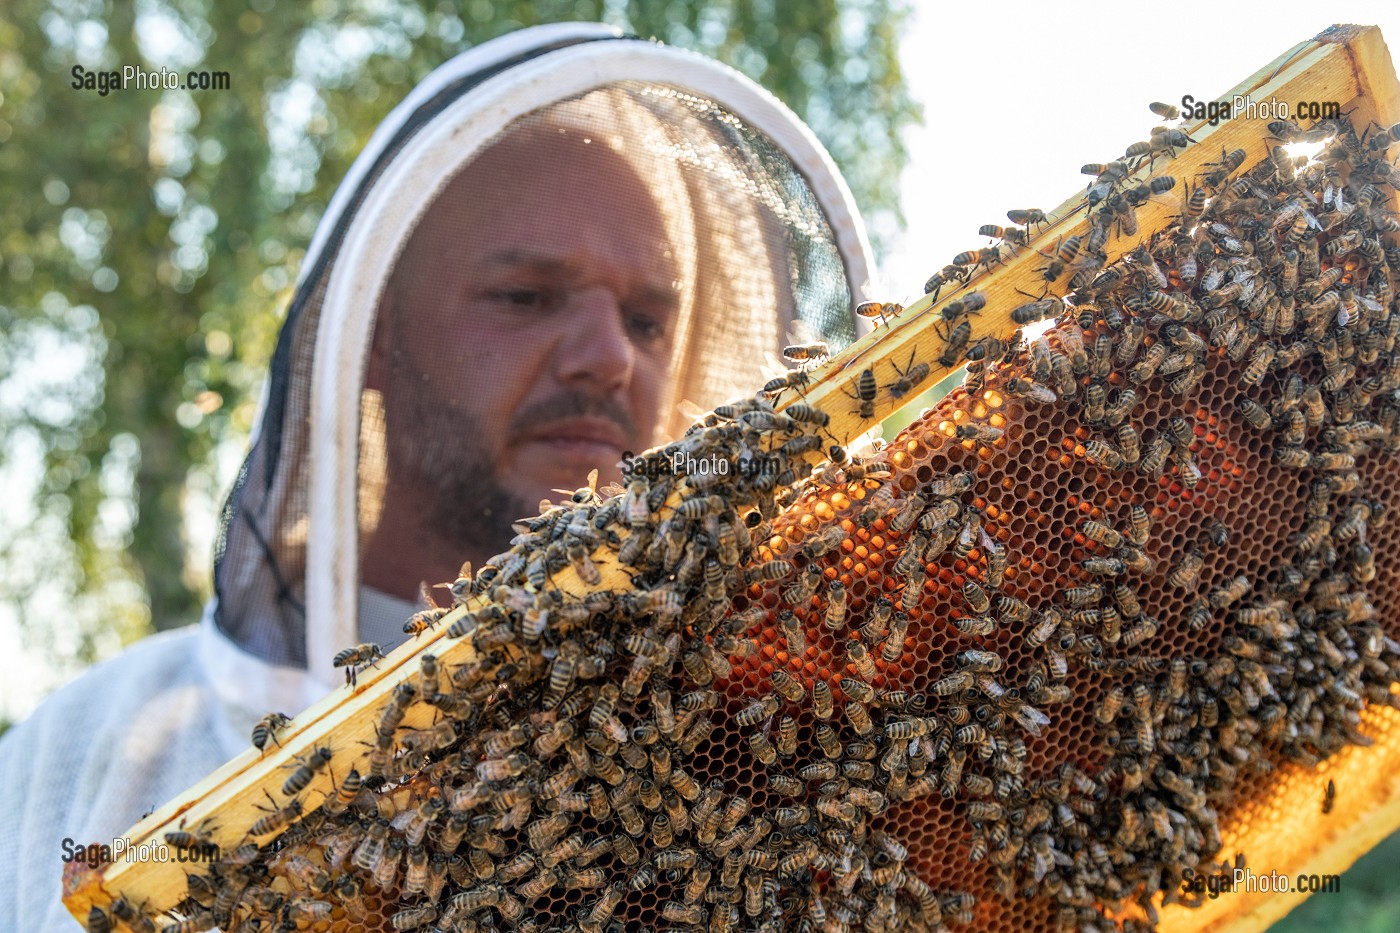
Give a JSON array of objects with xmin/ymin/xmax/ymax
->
[
  {"xmin": 489, "ymin": 288, "xmax": 547, "ymax": 308},
  {"xmin": 487, "ymin": 285, "xmax": 562, "ymax": 311},
  {"xmin": 627, "ymin": 314, "xmax": 667, "ymax": 342}
]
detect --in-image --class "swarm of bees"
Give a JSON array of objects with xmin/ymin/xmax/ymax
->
[{"xmin": 90, "ymin": 105, "xmax": 1400, "ymax": 933}]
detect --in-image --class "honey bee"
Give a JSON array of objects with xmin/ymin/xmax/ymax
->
[
  {"xmin": 1004, "ymin": 375, "xmax": 1058, "ymax": 404},
  {"xmin": 951, "ymin": 422, "xmax": 1006, "ymax": 448},
  {"xmin": 251, "ymin": 712, "xmax": 292, "ymax": 753},
  {"xmin": 1008, "ymin": 207, "xmax": 1049, "ymax": 231},
  {"xmin": 86, "ymin": 906, "xmax": 113, "ymax": 933},
  {"xmin": 109, "ymin": 899, "xmax": 155, "ymax": 933},
  {"xmin": 958, "ymin": 648, "xmax": 1004, "ymax": 673},
  {"xmin": 1080, "ymin": 519, "xmax": 1123, "ymax": 549},
  {"xmin": 476, "ymin": 751, "xmax": 530, "ymax": 782},
  {"xmin": 997, "ymin": 594, "xmax": 1031, "ymax": 623},
  {"xmin": 845, "ymin": 700, "xmax": 875, "ymax": 735},
  {"xmin": 1063, "ymin": 584, "xmax": 1103, "ymax": 608},
  {"xmin": 1085, "ymin": 438, "xmax": 1127, "ymax": 471},
  {"xmin": 924, "ymin": 263, "xmax": 970, "ymax": 300},
  {"xmin": 1120, "ymin": 615, "xmax": 1160, "ymax": 649},
  {"xmin": 881, "ymin": 353, "xmax": 933, "ymax": 402},
  {"xmin": 1125, "ymin": 505, "xmax": 1152, "ymax": 546},
  {"xmin": 783, "ymin": 563, "xmax": 823, "ymax": 608},
  {"xmin": 845, "ymin": 639, "xmax": 878, "ymax": 681},
  {"xmin": 957, "ymin": 579, "xmax": 990, "ymax": 615},
  {"xmin": 402, "ymin": 583, "xmax": 448, "ymax": 637},
  {"xmin": 566, "ymin": 538, "xmax": 601, "ymax": 586},
  {"xmin": 160, "ymin": 911, "xmax": 215, "ymax": 933},
  {"xmin": 762, "ymin": 368, "xmax": 812, "ymax": 399},
  {"xmin": 770, "ymin": 667, "xmax": 806, "ymax": 704},
  {"xmin": 940, "ymin": 291, "xmax": 988, "ymax": 323},
  {"xmin": 449, "ymin": 883, "xmax": 504, "ymax": 914},
  {"xmin": 1210, "ymin": 574, "xmax": 1250, "ymax": 608},
  {"xmin": 1021, "ymin": 612, "xmax": 1057, "ymax": 650},
  {"xmin": 746, "ymin": 559, "xmax": 794, "ymax": 583},
  {"xmin": 932, "ymin": 670, "xmax": 973, "ymax": 696},
  {"xmin": 939, "ymin": 747, "xmax": 968, "ymax": 799},
  {"xmin": 952, "ymin": 509, "xmax": 983, "ymax": 561},
  {"xmin": 583, "ymin": 883, "xmax": 626, "ymax": 928},
  {"xmin": 855, "ymin": 300, "xmax": 904, "ymax": 326},
  {"xmin": 248, "ymin": 797, "xmax": 303, "ymax": 839},
  {"xmin": 517, "ymin": 865, "xmax": 560, "ymax": 900},
  {"xmin": 1083, "ymin": 556, "xmax": 1127, "ymax": 576},
  {"xmin": 735, "ymin": 694, "xmax": 780, "ymax": 727},
  {"xmin": 937, "ymin": 319, "xmax": 973, "ymax": 367},
  {"xmin": 1041, "ymin": 345, "xmax": 1074, "ymax": 400},
  {"xmin": 951, "ymin": 246, "xmax": 1004, "ymax": 273},
  {"xmin": 1186, "ymin": 598, "xmax": 1212, "ymax": 633},
  {"xmin": 882, "ymin": 612, "xmax": 909, "ymax": 663},
  {"xmin": 954, "ymin": 614, "xmax": 996, "ymax": 637},
  {"xmin": 164, "ymin": 818, "xmax": 217, "ymax": 853},
  {"xmin": 1167, "ymin": 548, "xmax": 1204, "ymax": 588},
  {"xmin": 782, "ymin": 341, "xmax": 830, "ymax": 364},
  {"xmin": 845, "ymin": 367, "xmax": 878, "ymax": 419},
  {"xmin": 333, "ymin": 642, "xmax": 384, "ymax": 685}
]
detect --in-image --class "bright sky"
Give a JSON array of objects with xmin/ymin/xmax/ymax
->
[
  {"xmin": 880, "ymin": 2, "xmax": 1400, "ymax": 301},
  {"xmin": 5, "ymin": 4, "xmax": 1400, "ymax": 725}
]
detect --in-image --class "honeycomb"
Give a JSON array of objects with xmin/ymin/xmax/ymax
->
[{"xmin": 82, "ymin": 114, "xmax": 1400, "ymax": 933}]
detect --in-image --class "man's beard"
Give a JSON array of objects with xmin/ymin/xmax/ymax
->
[
  {"xmin": 386, "ymin": 400, "xmax": 532, "ymax": 561},
  {"xmin": 386, "ymin": 386, "xmax": 641, "ymax": 561}
]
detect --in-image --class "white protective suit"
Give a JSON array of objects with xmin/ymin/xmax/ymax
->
[{"xmin": 0, "ymin": 23, "xmax": 874, "ymax": 930}]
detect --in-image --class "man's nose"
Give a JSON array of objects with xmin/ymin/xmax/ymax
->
[{"xmin": 557, "ymin": 286, "xmax": 636, "ymax": 391}]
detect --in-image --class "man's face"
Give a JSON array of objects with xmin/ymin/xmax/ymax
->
[{"xmin": 374, "ymin": 126, "xmax": 683, "ymax": 556}]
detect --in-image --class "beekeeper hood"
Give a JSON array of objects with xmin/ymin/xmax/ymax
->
[{"xmin": 211, "ymin": 22, "xmax": 875, "ymax": 702}]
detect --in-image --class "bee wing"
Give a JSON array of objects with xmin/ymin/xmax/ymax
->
[
  {"xmin": 785, "ymin": 318, "xmax": 821, "ymax": 349},
  {"xmin": 845, "ymin": 426, "xmax": 885, "ymax": 459},
  {"xmin": 417, "ymin": 581, "xmax": 439, "ymax": 610},
  {"xmin": 674, "ymin": 398, "xmax": 708, "ymax": 423},
  {"xmin": 757, "ymin": 348, "xmax": 791, "ymax": 381}
]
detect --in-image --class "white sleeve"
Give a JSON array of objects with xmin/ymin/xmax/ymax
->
[{"xmin": 0, "ymin": 628, "xmax": 238, "ymax": 931}]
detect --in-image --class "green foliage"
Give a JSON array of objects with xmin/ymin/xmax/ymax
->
[{"xmin": 0, "ymin": 0, "xmax": 917, "ymax": 713}]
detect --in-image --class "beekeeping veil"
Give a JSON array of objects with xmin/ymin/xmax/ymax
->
[{"xmin": 209, "ymin": 22, "xmax": 875, "ymax": 700}]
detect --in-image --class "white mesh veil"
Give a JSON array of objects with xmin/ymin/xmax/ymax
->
[{"xmin": 211, "ymin": 25, "xmax": 874, "ymax": 687}]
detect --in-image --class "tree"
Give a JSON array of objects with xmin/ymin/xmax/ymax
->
[{"xmin": 0, "ymin": 0, "xmax": 917, "ymax": 715}]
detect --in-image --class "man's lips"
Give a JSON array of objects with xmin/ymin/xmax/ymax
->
[{"xmin": 518, "ymin": 418, "xmax": 629, "ymax": 454}]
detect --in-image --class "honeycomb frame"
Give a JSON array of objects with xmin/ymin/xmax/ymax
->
[{"xmin": 63, "ymin": 23, "xmax": 1400, "ymax": 933}]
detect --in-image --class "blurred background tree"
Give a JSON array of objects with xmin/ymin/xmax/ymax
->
[{"xmin": 0, "ymin": 0, "xmax": 917, "ymax": 723}]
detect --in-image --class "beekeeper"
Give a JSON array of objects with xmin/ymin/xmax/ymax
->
[{"xmin": 0, "ymin": 23, "xmax": 873, "ymax": 930}]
